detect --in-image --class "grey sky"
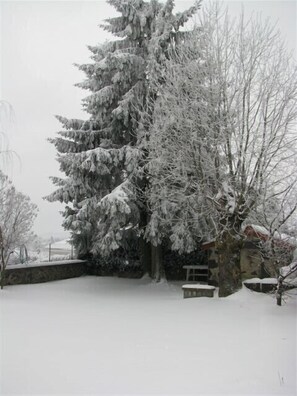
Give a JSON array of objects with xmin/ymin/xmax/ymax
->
[{"xmin": 1, "ymin": 0, "xmax": 296, "ymax": 238}]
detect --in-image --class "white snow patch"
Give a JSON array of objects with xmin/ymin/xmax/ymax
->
[
  {"xmin": 182, "ymin": 284, "xmax": 216, "ymax": 289},
  {"xmin": 281, "ymin": 262, "xmax": 297, "ymax": 277},
  {"xmin": 246, "ymin": 224, "xmax": 270, "ymax": 235},
  {"xmin": 202, "ymin": 239, "xmax": 215, "ymax": 245},
  {"xmin": 243, "ymin": 225, "xmax": 297, "ymax": 245},
  {"xmin": 244, "ymin": 278, "xmax": 278, "ymax": 285},
  {"xmin": 280, "ymin": 261, "xmax": 297, "ymax": 286}
]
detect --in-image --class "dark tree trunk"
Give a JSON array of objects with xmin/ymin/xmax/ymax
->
[
  {"xmin": 217, "ymin": 231, "xmax": 242, "ymax": 297},
  {"xmin": 139, "ymin": 235, "xmax": 152, "ymax": 276},
  {"xmin": 0, "ymin": 227, "xmax": 5, "ymax": 290},
  {"xmin": 151, "ymin": 244, "xmax": 165, "ymax": 282},
  {"xmin": 276, "ymin": 276, "xmax": 283, "ymax": 306},
  {"xmin": 139, "ymin": 209, "xmax": 152, "ymax": 276},
  {"xmin": 0, "ymin": 270, "xmax": 4, "ymax": 290},
  {"xmin": 138, "ymin": 203, "xmax": 165, "ymax": 282},
  {"xmin": 0, "ymin": 254, "xmax": 4, "ymax": 290}
]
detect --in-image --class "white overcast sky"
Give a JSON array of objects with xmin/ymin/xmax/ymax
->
[{"xmin": 0, "ymin": 0, "xmax": 296, "ymax": 239}]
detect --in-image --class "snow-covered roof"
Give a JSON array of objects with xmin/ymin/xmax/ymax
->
[
  {"xmin": 245, "ymin": 224, "xmax": 269, "ymax": 236},
  {"xmin": 244, "ymin": 225, "xmax": 296, "ymax": 247},
  {"xmin": 201, "ymin": 224, "xmax": 296, "ymax": 250},
  {"xmin": 243, "ymin": 278, "xmax": 278, "ymax": 284}
]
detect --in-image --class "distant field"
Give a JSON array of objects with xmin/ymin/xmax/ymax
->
[
  {"xmin": 45, "ymin": 239, "xmax": 73, "ymax": 261},
  {"xmin": 50, "ymin": 248, "xmax": 72, "ymax": 256},
  {"xmin": 38, "ymin": 243, "xmax": 74, "ymax": 262}
]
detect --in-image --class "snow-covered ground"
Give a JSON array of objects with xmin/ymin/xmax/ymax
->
[{"xmin": 0, "ymin": 276, "xmax": 296, "ymax": 395}]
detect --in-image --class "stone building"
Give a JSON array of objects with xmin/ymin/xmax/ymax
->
[{"xmin": 201, "ymin": 225, "xmax": 296, "ymax": 286}]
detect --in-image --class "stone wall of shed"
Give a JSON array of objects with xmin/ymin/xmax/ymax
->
[
  {"xmin": 207, "ymin": 238, "xmax": 291, "ymax": 283},
  {"xmin": 207, "ymin": 248, "xmax": 219, "ymax": 286},
  {"xmin": 240, "ymin": 241, "xmax": 263, "ymax": 280}
]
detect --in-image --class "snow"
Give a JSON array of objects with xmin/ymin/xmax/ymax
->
[
  {"xmin": 281, "ymin": 262, "xmax": 297, "ymax": 277},
  {"xmin": 202, "ymin": 239, "xmax": 215, "ymax": 245},
  {"xmin": 243, "ymin": 225, "xmax": 297, "ymax": 246},
  {"xmin": 0, "ymin": 276, "xmax": 296, "ymax": 395},
  {"xmin": 280, "ymin": 262, "xmax": 297, "ymax": 286},
  {"xmin": 102, "ymin": 182, "xmax": 129, "ymax": 205},
  {"xmin": 279, "ymin": 233, "xmax": 297, "ymax": 246},
  {"xmin": 245, "ymin": 224, "xmax": 270, "ymax": 236},
  {"xmin": 244, "ymin": 278, "xmax": 278, "ymax": 285},
  {"xmin": 182, "ymin": 284, "xmax": 215, "ymax": 290}
]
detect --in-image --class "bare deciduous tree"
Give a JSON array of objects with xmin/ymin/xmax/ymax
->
[
  {"xmin": 143, "ymin": 4, "xmax": 297, "ymax": 296},
  {"xmin": 0, "ymin": 100, "xmax": 16, "ymax": 169},
  {"xmin": 0, "ymin": 171, "xmax": 38, "ymax": 289},
  {"xmin": 276, "ymin": 259, "xmax": 297, "ymax": 306}
]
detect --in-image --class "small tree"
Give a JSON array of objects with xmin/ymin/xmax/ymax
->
[
  {"xmin": 276, "ymin": 259, "xmax": 297, "ymax": 306},
  {"xmin": 254, "ymin": 193, "xmax": 297, "ymax": 277},
  {"xmin": 0, "ymin": 171, "xmax": 38, "ymax": 289},
  {"xmin": 144, "ymin": 4, "xmax": 297, "ymax": 295}
]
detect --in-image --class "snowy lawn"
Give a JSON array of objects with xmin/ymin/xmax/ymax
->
[{"xmin": 0, "ymin": 276, "xmax": 296, "ymax": 396}]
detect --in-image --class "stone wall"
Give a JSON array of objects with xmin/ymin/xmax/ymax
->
[
  {"xmin": 240, "ymin": 244, "xmax": 263, "ymax": 280},
  {"xmin": 208, "ymin": 245, "xmax": 264, "ymax": 285},
  {"xmin": 3, "ymin": 261, "xmax": 88, "ymax": 286},
  {"xmin": 207, "ymin": 238, "xmax": 292, "ymax": 284},
  {"xmin": 206, "ymin": 248, "xmax": 219, "ymax": 286}
]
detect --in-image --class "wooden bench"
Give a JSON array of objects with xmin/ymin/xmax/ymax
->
[
  {"xmin": 182, "ymin": 284, "xmax": 216, "ymax": 298},
  {"xmin": 183, "ymin": 265, "xmax": 209, "ymax": 282}
]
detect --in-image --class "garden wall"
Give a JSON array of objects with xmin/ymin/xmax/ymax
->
[{"xmin": 3, "ymin": 260, "xmax": 88, "ymax": 286}]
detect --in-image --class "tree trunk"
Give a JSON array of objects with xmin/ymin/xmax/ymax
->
[
  {"xmin": 138, "ymin": 206, "xmax": 165, "ymax": 282},
  {"xmin": 217, "ymin": 232, "xmax": 242, "ymax": 297},
  {"xmin": 0, "ymin": 228, "xmax": 5, "ymax": 290},
  {"xmin": 276, "ymin": 276, "xmax": 283, "ymax": 306},
  {"xmin": 0, "ymin": 247, "xmax": 5, "ymax": 290},
  {"xmin": 139, "ymin": 235, "xmax": 152, "ymax": 276},
  {"xmin": 151, "ymin": 244, "xmax": 165, "ymax": 282},
  {"xmin": 0, "ymin": 270, "xmax": 4, "ymax": 290},
  {"xmin": 138, "ymin": 209, "xmax": 152, "ymax": 276}
]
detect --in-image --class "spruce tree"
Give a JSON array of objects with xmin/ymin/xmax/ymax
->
[{"xmin": 47, "ymin": 0, "xmax": 198, "ymax": 278}]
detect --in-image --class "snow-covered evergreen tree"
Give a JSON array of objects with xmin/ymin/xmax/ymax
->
[{"xmin": 47, "ymin": 0, "xmax": 198, "ymax": 277}]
